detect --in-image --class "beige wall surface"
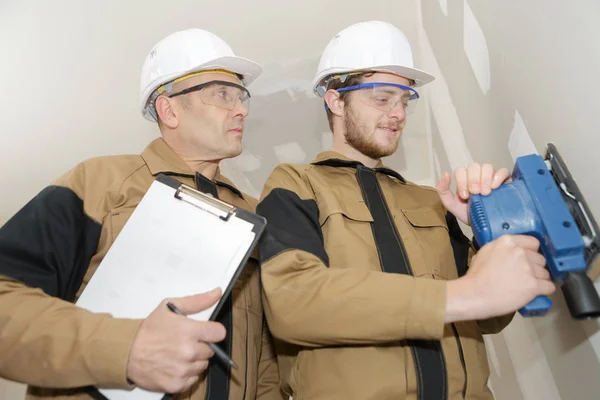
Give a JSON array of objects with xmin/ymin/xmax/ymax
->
[
  {"xmin": 419, "ymin": 1, "xmax": 600, "ymax": 399},
  {"xmin": 2, "ymin": 0, "xmax": 600, "ymax": 399}
]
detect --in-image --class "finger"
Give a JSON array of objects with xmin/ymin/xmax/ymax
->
[
  {"xmin": 193, "ymin": 342, "xmax": 215, "ymax": 362},
  {"xmin": 537, "ymin": 280, "xmax": 557, "ymax": 296},
  {"xmin": 531, "ymin": 264, "xmax": 551, "ymax": 281},
  {"xmin": 170, "ymin": 288, "xmax": 222, "ymax": 316},
  {"xmin": 435, "ymin": 172, "xmax": 455, "ymax": 208},
  {"xmin": 507, "ymin": 234, "xmax": 541, "ymax": 251},
  {"xmin": 526, "ymin": 251, "xmax": 547, "ymax": 268},
  {"xmin": 435, "ymin": 171, "xmax": 451, "ymax": 193},
  {"xmin": 188, "ymin": 360, "xmax": 210, "ymax": 377},
  {"xmin": 454, "ymin": 167, "xmax": 469, "ymax": 199},
  {"xmin": 467, "ymin": 163, "xmax": 482, "ymax": 195},
  {"xmin": 191, "ymin": 321, "xmax": 227, "ymax": 343},
  {"xmin": 480, "ymin": 164, "xmax": 494, "ymax": 195},
  {"xmin": 491, "ymin": 167, "xmax": 511, "ymax": 189}
]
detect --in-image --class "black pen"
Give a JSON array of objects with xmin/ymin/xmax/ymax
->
[{"xmin": 166, "ymin": 301, "xmax": 238, "ymax": 370}]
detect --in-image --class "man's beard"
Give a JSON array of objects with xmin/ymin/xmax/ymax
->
[{"xmin": 343, "ymin": 108, "xmax": 401, "ymax": 160}]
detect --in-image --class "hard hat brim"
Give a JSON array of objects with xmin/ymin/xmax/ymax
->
[
  {"xmin": 312, "ymin": 64, "xmax": 435, "ymax": 97},
  {"xmin": 189, "ymin": 55, "xmax": 263, "ymax": 87}
]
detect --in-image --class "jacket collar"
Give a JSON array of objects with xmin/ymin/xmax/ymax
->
[
  {"xmin": 311, "ymin": 151, "xmax": 406, "ymax": 184},
  {"xmin": 312, "ymin": 151, "xmax": 383, "ymax": 169},
  {"xmin": 141, "ymin": 137, "xmax": 245, "ymax": 199},
  {"xmin": 141, "ymin": 138, "xmax": 195, "ymax": 177}
]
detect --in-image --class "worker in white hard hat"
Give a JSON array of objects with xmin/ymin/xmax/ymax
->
[
  {"xmin": 0, "ymin": 28, "xmax": 285, "ymax": 400},
  {"xmin": 255, "ymin": 21, "xmax": 554, "ymax": 399}
]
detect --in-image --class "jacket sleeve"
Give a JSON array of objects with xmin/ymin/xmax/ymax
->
[
  {"xmin": 0, "ymin": 164, "xmax": 142, "ymax": 388},
  {"xmin": 255, "ymin": 319, "xmax": 286, "ymax": 400},
  {"xmin": 256, "ymin": 165, "xmax": 448, "ymax": 348},
  {"xmin": 446, "ymin": 213, "xmax": 515, "ymax": 334}
]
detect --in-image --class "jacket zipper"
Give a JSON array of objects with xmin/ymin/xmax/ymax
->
[{"xmin": 451, "ymin": 324, "xmax": 468, "ymax": 399}]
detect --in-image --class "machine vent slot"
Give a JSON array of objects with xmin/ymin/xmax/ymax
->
[{"xmin": 470, "ymin": 198, "xmax": 489, "ymax": 235}]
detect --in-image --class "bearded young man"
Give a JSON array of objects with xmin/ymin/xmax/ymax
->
[{"xmin": 254, "ymin": 21, "xmax": 554, "ymax": 400}]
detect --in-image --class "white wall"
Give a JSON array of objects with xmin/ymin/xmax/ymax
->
[{"xmin": 418, "ymin": 1, "xmax": 600, "ymax": 399}]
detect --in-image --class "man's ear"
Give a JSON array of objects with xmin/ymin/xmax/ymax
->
[
  {"xmin": 324, "ymin": 89, "xmax": 345, "ymax": 117},
  {"xmin": 155, "ymin": 95, "xmax": 179, "ymax": 129}
]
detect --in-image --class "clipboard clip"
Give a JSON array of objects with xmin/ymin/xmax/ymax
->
[{"xmin": 174, "ymin": 184, "xmax": 235, "ymax": 221}]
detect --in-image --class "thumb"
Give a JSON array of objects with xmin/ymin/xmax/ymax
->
[
  {"xmin": 435, "ymin": 172, "xmax": 455, "ymax": 209},
  {"xmin": 171, "ymin": 288, "xmax": 222, "ymax": 315}
]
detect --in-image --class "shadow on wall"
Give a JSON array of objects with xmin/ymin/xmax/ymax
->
[
  {"xmin": 220, "ymin": 55, "xmax": 428, "ymax": 198},
  {"xmin": 219, "ymin": 56, "xmax": 330, "ymax": 198}
]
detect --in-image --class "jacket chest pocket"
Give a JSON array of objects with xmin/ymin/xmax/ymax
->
[
  {"xmin": 400, "ymin": 207, "xmax": 456, "ymax": 279},
  {"xmin": 316, "ymin": 191, "xmax": 379, "ymax": 271},
  {"xmin": 319, "ymin": 199, "xmax": 374, "ymax": 226}
]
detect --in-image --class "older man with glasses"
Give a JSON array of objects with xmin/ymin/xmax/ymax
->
[{"xmin": 0, "ymin": 28, "xmax": 285, "ymax": 400}]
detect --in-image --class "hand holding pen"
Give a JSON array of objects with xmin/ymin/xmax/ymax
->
[
  {"xmin": 125, "ymin": 288, "xmax": 232, "ymax": 394},
  {"xmin": 166, "ymin": 301, "xmax": 238, "ymax": 369}
]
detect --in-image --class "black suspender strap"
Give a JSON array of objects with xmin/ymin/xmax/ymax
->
[{"xmin": 355, "ymin": 165, "xmax": 447, "ymax": 400}]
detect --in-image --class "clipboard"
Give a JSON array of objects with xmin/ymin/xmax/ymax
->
[{"xmin": 75, "ymin": 173, "xmax": 266, "ymax": 400}]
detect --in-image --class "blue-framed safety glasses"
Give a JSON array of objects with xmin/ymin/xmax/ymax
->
[{"xmin": 326, "ymin": 82, "xmax": 419, "ymax": 114}]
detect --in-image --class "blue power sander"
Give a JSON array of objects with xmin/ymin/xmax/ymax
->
[{"xmin": 468, "ymin": 143, "xmax": 600, "ymax": 319}]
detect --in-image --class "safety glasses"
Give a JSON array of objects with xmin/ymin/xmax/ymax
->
[
  {"xmin": 168, "ymin": 80, "xmax": 251, "ymax": 111},
  {"xmin": 332, "ymin": 82, "xmax": 419, "ymax": 115}
]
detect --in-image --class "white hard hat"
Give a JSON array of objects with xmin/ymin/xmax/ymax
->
[
  {"xmin": 312, "ymin": 21, "xmax": 435, "ymax": 97},
  {"xmin": 140, "ymin": 28, "xmax": 262, "ymax": 122}
]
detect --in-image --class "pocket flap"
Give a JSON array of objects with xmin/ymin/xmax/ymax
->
[
  {"xmin": 340, "ymin": 201, "xmax": 374, "ymax": 223},
  {"xmin": 318, "ymin": 197, "xmax": 374, "ymax": 225},
  {"xmin": 401, "ymin": 207, "xmax": 448, "ymax": 230}
]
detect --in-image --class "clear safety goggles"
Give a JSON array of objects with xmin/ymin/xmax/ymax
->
[
  {"xmin": 168, "ymin": 80, "xmax": 251, "ymax": 112},
  {"xmin": 332, "ymin": 82, "xmax": 419, "ymax": 115}
]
